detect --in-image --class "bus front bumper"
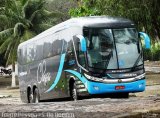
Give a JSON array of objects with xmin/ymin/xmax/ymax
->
[{"xmin": 86, "ymin": 79, "xmax": 145, "ymax": 94}]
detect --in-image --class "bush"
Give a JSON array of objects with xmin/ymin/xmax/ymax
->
[{"xmin": 143, "ymin": 42, "xmax": 160, "ymax": 61}]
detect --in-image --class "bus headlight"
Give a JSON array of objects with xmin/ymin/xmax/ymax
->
[{"xmin": 84, "ymin": 73, "xmax": 103, "ymax": 82}]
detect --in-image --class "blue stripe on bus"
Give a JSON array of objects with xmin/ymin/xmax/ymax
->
[
  {"xmin": 64, "ymin": 70, "xmax": 145, "ymax": 94},
  {"xmin": 45, "ymin": 53, "xmax": 66, "ymax": 93},
  {"xmin": 46, "ymin": 40, "xmax": 65, "ymax": 93},
  {"xmin": 64, "ymin": 70, "xmax": 88, "ymax": 85}
]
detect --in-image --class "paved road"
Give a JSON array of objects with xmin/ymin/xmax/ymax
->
[{"xmin": 1, "ymin": 85, "xmax": 160, "ymax": 118}]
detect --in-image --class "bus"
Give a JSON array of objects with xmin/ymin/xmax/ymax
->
[{"xmin": 17, "ymin": 16, "xmax": 150, "ymax": 103}]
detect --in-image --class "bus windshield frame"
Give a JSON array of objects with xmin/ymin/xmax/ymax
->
[{"xmin": 82, "ymin": 28, "xmax": 143, "ymax": 70}]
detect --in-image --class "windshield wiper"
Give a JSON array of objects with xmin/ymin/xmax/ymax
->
[{"xmin": 131, "ymin": 51, "xmax": 143, "ymax": 71}]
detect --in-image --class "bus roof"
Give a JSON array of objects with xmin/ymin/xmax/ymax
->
[{"xmin": 18, "ymin": 16, "xmax": 134, "ymax": 48}]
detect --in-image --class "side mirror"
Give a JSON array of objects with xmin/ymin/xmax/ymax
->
[
  {"xmin": 139, "ymin": 32, "xmax": 151, "ymax": 49},
  {"xmin": 76, "ymin": 35, "xmax": 87, "ymax": 52}
]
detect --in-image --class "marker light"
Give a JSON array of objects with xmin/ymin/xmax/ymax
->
[{"xmin": 93, "ymin": 86, "xmax": 99, "ymax": 90}]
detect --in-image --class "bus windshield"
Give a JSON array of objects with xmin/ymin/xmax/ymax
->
[{"xmin": 84, "ymin": 28, "xmax": 142, "ymax": 69}]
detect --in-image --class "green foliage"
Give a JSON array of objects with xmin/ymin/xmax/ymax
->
[
  {"xmin": 69, "ymin": 0, "xmax": 100, "ymax": 17},
  {"xmin": 70, "ymin": 0, "xmax": 160, "ymax": 61},
  {"xmin": 97, "ymin": 0, "xmax": 160, "ymax": 40},
  {"xmin": 69, "ymin": 6, "xmax": 98, "ymax": 17},
  {"xmin": 144, "ymin": 42, "xmax": 160, "ymax": 61},
  {"xmin": 0, "ymin": 0, "xmax": 63, "ymax": 66},
  {"xmin": 70, "ymin": 0, "xmax": 160, "ymax": 40}
]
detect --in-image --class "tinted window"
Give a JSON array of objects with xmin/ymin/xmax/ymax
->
[
  {"xmin": 27, "ymin": 44, "xmax": 36, "ymax": 63},
  {"xmin": 35, "ymin": 39, "xmax": 43, "ymax": 61},
  {"xmin": 43, "ymin": 36, "xmax": 54, "ymax": 58},
  {"xmin": 84, "ymin": 29, "xmax": 118, "ymax": 69},
  {"xmin": 21, "ymin": 46, "xmax": 27, "ymax": 64},
  {"xmin": 73, "ymin": 37, "xmax": 86, "ymax": 67},
  {"xmin": 18, "ymin": 48, "xmax": 27, "ymax": 65},
  {"xmin": 67, "ymin": 40, "xmax": 74, "ymax": 53},
  {"xmin": 52, "ymin": 39, "xmax": 63, "ymax": 55},
  {"xmin": 61, "ymin": 39, "xmax": 68, "ymax": 54}
]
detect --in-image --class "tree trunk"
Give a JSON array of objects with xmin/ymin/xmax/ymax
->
[
  {"xmin": 11, "ymin": 62, "xmax": 16, "ymax": 87},
  {"xmin": 151, "ymin": 12, "xmax": 160, "ymax": 41}
]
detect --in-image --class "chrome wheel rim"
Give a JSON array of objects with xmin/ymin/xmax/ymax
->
[
  {"xmin": 73, "ymin": 88, "xmax": 77, "ymax": 101},
  {"xmin": 29, "ymin": 93, "xmax": 33, "ymax": 103},
  {"xmin": 35, "ymin": 95, "xmax": 39, "ymax": 103}
]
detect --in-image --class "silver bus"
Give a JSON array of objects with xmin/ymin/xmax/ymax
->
[{"xmin": 17, "ymin": 16, "xmax": 150, "ymax": 103}]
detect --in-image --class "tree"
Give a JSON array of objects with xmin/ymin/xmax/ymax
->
[
  {"xmin": 0, "ymin": 0, "xmax": 63, "ymax": 87},
  {"xmin": 96, "ymin": 0, "xmax": 160, "ymax": 40},
  {"xmin": 69, "ymin": 0, "xmax": 100, "ymax": 17},
  {"xmin": 69, "ymin": 0, "xmax": 160, "ymax": 41},
  {"xmin": 45, "ymin": 0, "xmax": 77, "ymax": 22}
]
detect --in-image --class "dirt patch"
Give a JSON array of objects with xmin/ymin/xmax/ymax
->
[
  {"xmin": 146, "ymin": 74, "xmax": 160, "ymax": 86},
  {"xmin": 145, "ymin": 61, "xmax": 160, "ymax": 67},
  {"xmin": 0, "ymin": 88, "xmax": 20, "ymax": 98}
]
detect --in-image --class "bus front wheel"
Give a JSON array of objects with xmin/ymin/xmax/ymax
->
[{"xmin": 71, "ymin": 82, "xmax": 79, "ymax": 101}]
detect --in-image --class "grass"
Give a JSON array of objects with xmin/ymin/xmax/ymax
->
[{"xmin": 143, "ymin": 41, "xmax": 160, "ymax": 61}]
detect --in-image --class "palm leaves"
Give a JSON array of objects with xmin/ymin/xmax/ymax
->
[{"xmin": 0, "ymin": 0, "xmax": 63, "ymax": 65}]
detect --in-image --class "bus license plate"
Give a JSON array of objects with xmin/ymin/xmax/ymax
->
[{"xmin": 115, "ymin": 86, "xmax": 125, "ymax": 90}]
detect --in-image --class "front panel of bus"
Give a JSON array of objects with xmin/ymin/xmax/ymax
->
[{"xmin": 72, "ymin": 27, "xmax": 145, "ymax": 94}]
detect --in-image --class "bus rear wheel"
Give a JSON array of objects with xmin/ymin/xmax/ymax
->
[
  {"xmin": 33, "ymin": 88, "xmax": 40, "ymax": 103},
  {"xmin": 28, "ymin": 89, "xmax": 33, "ymax": 103}
]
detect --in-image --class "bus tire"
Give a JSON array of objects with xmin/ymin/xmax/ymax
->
[
  {"xmin": 71, "ymin": 82, "xmax": 79, "ymax": 101},
  {"xmin": 33, "ymin": 88, "xmax": 40, "ymax": 103},
  {"xmin": 28, "ymin": 89, "xmax": 33, "ymax": 103}
]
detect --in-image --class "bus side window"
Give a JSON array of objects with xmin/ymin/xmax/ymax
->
[
  {"xmin": 43, "ymin": 36, "xmax": 53, "ymax": 58},
  {"xmin": 67, "ymin": 40, "xmax": 74, "ymax": 58},
  {"xmin": 23, "ymin": 46, "xmax": 27, "ymax": 64},
  {"xmin": 61, "ymin": 39, "xmax": 68, "ymax": 54},
  {"xmin": 67, "ymin": 40, "xmax": 76, "ymax": 66},
  {"xmin": 18, "ymin": 49, "xmax": 22, "ymax": 64},
  {"xmin": 27, "ymin": 44, "xmax": 35, "ymax": 63},
  {"xmin": 73, "ymin": 37, "xmax": 86, "ymax": 67},
  {"xmin": 78, "ymin": 42, "xmax": 86, "ymax": 67},
  {"xmin": 19, "ymin": 47, "xmax": 27, "ymax": 65},
  {"xmin": 52, "ymin": 39, "xmax": 63, "ymax": 56},
  {"xmin": 35, "ymin": 39, "xmax": 43, "ymax": 61}
]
